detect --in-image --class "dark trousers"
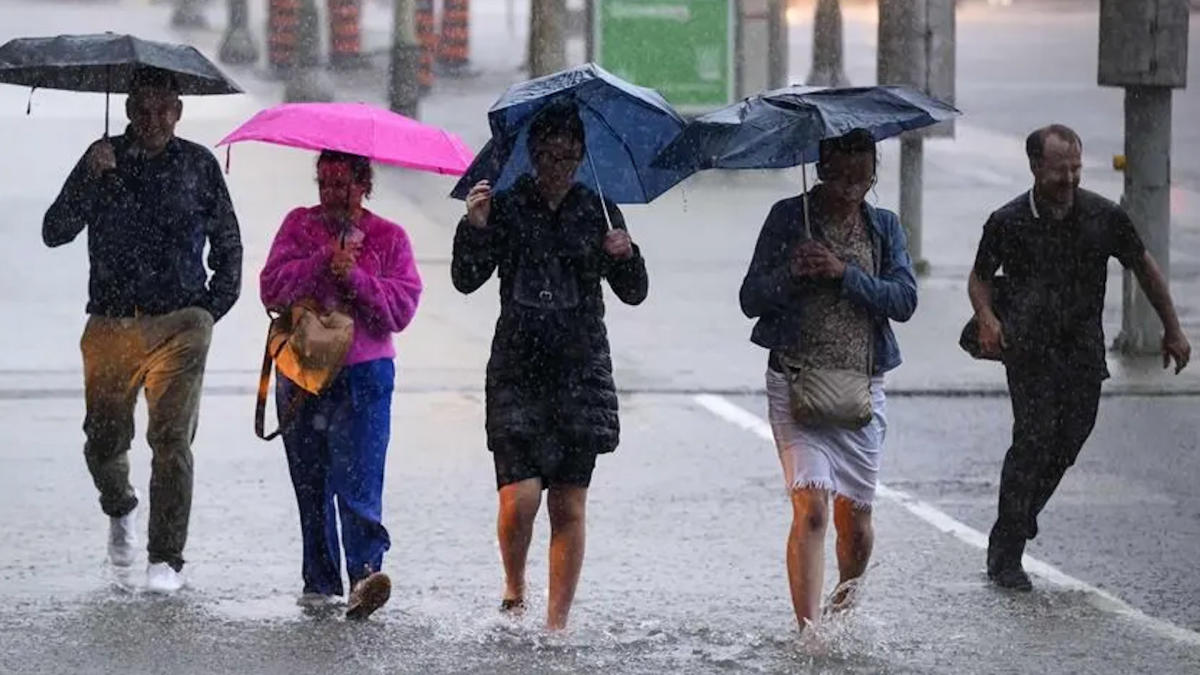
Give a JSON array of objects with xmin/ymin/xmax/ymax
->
[
  {"xmin": 987, "ymin": 360, "xmax": 1103, "ymax": 572},
  {"xmin": 279, "ymin": 359, "xmax": 394, "ymax": 596}
]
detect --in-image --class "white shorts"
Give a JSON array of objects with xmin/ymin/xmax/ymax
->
[{"xmin": 765, "ymin": 368, "xmax": 888, "ymax": 509}]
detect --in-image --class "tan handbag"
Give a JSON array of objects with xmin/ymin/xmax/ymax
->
[
  {"xmin": 778, "ymin": 354, "xmax": 873, "ymax": 430},
  {"xmin": 255, "ymin": 301, "xmax": 355, "ymax": 440}
]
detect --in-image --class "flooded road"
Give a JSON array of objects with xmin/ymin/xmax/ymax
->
[{"xmin": 2, "ymin": 394, "xmax": 1198, "ymax": 673}]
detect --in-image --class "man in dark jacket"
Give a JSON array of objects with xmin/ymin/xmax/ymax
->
[
  {"xmin": 969, "ymin": 124, "xmax": 1189, "ymax": 591},
  {"xmin": 43, "ymin": 67, "xmax": 243, "ymax": 594}
]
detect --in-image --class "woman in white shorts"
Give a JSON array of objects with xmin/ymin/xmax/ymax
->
[{"xmin": 738, "ymin": 129, "xmax": 918, "ymax": 629}]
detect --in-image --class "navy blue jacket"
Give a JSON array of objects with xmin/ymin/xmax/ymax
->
[
  {"xmin": 739, "ymin": 194, "xmax": 918, "ymax": 375},
  {"xmin": 43, "ymin": 131, "xmax": 243, "ymax": 320}
]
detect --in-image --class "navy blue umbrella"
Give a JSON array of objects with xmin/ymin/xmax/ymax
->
[
  {"xmin": 652, "ymin": 85, "xmax": 960, "ymax": 172},
  {"xmin": 450, "ymin": 63, "xmax": 688, "ymax": 204}
]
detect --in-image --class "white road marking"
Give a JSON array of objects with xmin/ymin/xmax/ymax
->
[{"xmin": 693, "ymin": 393, "xmax": 1200, "ymax": 648}]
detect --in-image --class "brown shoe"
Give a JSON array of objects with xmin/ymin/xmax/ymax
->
[{"xmin": 346, "ymin": 572, "xmax": 391, "ymax": 621}]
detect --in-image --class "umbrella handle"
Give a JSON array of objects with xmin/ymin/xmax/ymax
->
[
  {"xmin": 104, "ymin": 65, "xmax": 110, "ymax": 138},
  {"xmin": 801, "ymin": 163, "xmax": 812, "ymax": 239},
  {"xmin": 585, "ymin": 145, "xmax": 615, "ymax": 232}
]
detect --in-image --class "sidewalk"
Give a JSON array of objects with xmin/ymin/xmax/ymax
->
[{"xmin": 1, "ymin": 0, "xmax": 1197, "ymax": 400}]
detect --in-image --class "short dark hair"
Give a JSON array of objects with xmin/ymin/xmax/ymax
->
[
  {"xmin": 129, "ymin": 67, "xmax": 181, "ymax": 96},
  {"xmin": 1026, "ymin": 124, "xmax": 1082, "ymax": 162},
  {"xmin": 527, "ymin": 99, "xmax": 586, "ymax": 154},
  {"xmin": 817, "ymin": 128, "xmax": 877, "ymax": 174},
  {"xmin": 317, "ymin": 149, "xmax": 373, "ymax": 197}
]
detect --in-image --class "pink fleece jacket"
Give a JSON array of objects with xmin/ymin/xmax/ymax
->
[{"xmin": 260, "ymin": 206, "xmax": 423, "ymax": 366}]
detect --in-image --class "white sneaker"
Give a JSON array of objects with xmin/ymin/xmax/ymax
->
[
  {"xmin": 107, "ymin": 499, "xmax": 139, "ymax": 568},
  {"xmin": 145, "ymin": 562, "xmax": 185, "ymax": 595}
]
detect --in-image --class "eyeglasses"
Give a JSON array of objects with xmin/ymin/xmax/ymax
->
[{"xmin": 535, "ymin": 150, "xmax": 583, "ymax": 164}]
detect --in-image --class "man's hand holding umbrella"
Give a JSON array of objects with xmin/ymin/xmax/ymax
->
[{"xmin": 85, "ymin": 139, "xmax": 116, "ymax": 178}]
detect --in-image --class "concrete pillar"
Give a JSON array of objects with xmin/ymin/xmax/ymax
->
[
  {"xmin": 219, "ymin": 0, "xmax": 259, "ymax": 65},
  {"xmin": 1114, "ymin": 87, "xmax": 1173, "ymax": 353},
  {"xmin": 284, "ymin": 0, "xmax": 334, "ymax": 102},
  {"xmin": 172, "ymin": 0, "xmax": 209, "ymax": 29},
  {"xmin": 805, "ymin": 0, "xmax": 847, "ymax": 87},
  {"xmin": 389, "ymin": 0, "xmax": 422, "ymax": 117},
  {"xmin": 899, "ymin": 134, "xmax": 927, "ymax": 273},
  {"xmin": 530, "ymin": 0, "xmax": 567, "ymax": 77},
  {"xmin": 766, "ymin": 0, "xmax": 788, "ymax": 89}
]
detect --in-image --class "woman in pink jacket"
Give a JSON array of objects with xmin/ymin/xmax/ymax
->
[{"xmin": 260, "ymin": 150, "xmax": 422, "ymax": 620}]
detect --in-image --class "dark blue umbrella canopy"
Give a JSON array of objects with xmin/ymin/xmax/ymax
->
[
  {"xmin": 652, "ymin": 85, "xmax": 960, "ymax": 172},
  {"xmin": 451, "ymin": 63, "xmax": 689, "ymax": 204}
]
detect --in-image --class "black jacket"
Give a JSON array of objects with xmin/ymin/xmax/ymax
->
[
  {"xmin": 452, "ymin": 176, "xmax": 647, "ymax": 452},
  {"xmin": 43, "ymin": 131, "xmax": 243, "ymax": 320}
]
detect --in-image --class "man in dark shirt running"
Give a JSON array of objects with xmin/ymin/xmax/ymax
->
[
  {"xmin": 968, "ymin": 124, "xmax": 1190, "ymax": 591},
  {"xmin": 43, "ymin": 67, "xmax": 243, "ymax": 594}
]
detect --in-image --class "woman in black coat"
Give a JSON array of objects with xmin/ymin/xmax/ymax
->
[{"xmin": 451, "ymin": 101, "xmax": 648, "ymax": 631}]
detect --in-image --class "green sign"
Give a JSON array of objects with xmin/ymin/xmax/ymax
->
[{"xmin": 594, "ymin": 0, "xmax": 735, "ymax": 110}]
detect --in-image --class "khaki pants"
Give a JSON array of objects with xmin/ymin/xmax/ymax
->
[{"xmin": 80, "ymin": 307, "xmax": 213, "ymax": 570}]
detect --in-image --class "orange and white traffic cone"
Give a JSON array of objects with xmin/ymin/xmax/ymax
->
[
  {"xmin": 437, "ymin": 0, "xmax": 471, "ymax": 76},
  {"xmin": 327, "ymin": 0, "xmax": 367, "ymax": 70},
  {"xmin": 416, "ymin": 0, "xmax": 437, "ymax": 92},
  {"xmin": 268, "ymin": 0, "xmax": 302, "ymax": 74}
]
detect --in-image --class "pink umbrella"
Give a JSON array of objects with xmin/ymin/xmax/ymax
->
[{"xmin": 217, "ymin": 102, "xmax": 475, "ymax": 176}]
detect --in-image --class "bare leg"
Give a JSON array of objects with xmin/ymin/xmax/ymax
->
[
  {"xmin": 497, "ymin": 478, "xmax": 542, "ymax": 606},
  {"xmin": 786, "ymin": 488, "xmax": 829, "ymax": 628},
  {"xmin": 831, "ymin": 495, "xmax": 874, "ymax": 610},
  {"xmin": 545, "ymin": 485, "xmax": 588, "ymax": 631}
]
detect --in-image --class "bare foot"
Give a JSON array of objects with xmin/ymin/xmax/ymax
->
[
  {"xmin": 499, "ymin": 597, "xmax": 526, "ymax": 616},
  {"xmin": 824, "ymin": 577, "xmax": 862, "ymax": 615}
]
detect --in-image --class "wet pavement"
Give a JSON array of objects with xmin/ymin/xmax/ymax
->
[
  {"xmin": 1, "ymin": 0, "xmax": 1199, "ymax": 672},
  {"xmin": 3, "ymin": 393, "xmax": 1199, "ymax": 673}
]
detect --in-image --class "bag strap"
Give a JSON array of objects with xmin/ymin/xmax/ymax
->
[
  {"xmin": 255, "ymin": 316, "xmax": 305, "ymax": 441},
  {"xmin": 866, "ymin": 213, "xmax": 883, "ymax": 378}
]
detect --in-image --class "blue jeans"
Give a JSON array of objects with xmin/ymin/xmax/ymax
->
[{"xmin": 278, "ymin": 359, "xmax": 395, "ymax": 596}]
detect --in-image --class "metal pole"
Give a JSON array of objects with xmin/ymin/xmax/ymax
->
[
  {"xmin": 1114, "ymin": 86, "xmax": 1173, "ymax": 354},
  {"xmin": 219, "ymin": 0, "xmax": 259, "ymax": 65},
  {"xmin": 900, "ymin": 133, "xmax": 927, "ymax": 274},
  {"xmin": 805, "ymin": 0, "xmax": 847, "ymax": 87},
  {"xmin": 172, "ymin": 0, "xmax": 209, "ymax": 29},
  {"xmin": 389, "ymin": 0, "xmax": 422, "ymax": 117},
  {"xmin": 529, "ymin": 0, "xmax": 567, "ymax": 77},
  {"xmin": 284, "ymin": 0, "xmax": 334, "ymax": 102},
  {"xmin": 766, "ymin": 0, "xmax": 788, "ymax": 89}
]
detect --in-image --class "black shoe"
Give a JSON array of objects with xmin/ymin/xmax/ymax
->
[{"xmin": 989, "ymin": 566, "xmax": 1033, "ymax": 592}]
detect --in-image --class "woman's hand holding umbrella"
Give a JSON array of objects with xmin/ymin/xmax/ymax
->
[
  {"xmin": 791, "ymin": 241, "xmax": 845, "ymax": 280},
  {"xmin": 465, "ymin": 180, "xmax": 493, "ymax": 229},
  {"xmin": 602, "ymin": 229, "xmax": 634, "ymax": 261},
  {"xmin": 330, "ymin": 232, "xmax": 363, "ymax": 280}
]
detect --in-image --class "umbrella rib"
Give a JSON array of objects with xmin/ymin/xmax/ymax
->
[{"xmin": 573, "ymin": 94, "xmax": 651, "ymax": 201}]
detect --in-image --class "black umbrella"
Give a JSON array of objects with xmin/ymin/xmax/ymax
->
[{"xmin": 0, "ymin": 32, "xmax": 243, "ymax": 134}]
